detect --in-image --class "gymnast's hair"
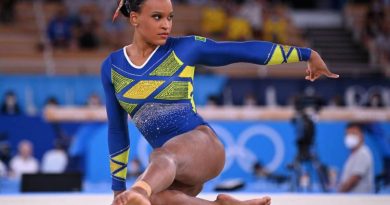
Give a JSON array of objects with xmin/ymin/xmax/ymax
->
[{"xmin": 120, "ymin": 0, "xmax": 146, "ymax": 17}]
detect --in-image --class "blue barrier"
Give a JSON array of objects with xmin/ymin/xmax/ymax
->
[
  {"xmin": 0, "ymin": 116, "xmax": 387, "ymax": 189},
  {"xmin": 84, "ymin": 121, "xmax": 386, "ymax": 183},
  {"xmin": 0, "ymin": 116, "xmax": 390, "ymax": 185}
]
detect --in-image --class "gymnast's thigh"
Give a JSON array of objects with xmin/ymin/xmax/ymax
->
[{"xmin": 159, "ymin": 125, "xmax": 226, "ymax": 186}]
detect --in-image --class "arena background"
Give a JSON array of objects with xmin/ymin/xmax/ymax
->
[{"xmin": 0, "ymin": 0, "xmax": 390, "ymax": 204}]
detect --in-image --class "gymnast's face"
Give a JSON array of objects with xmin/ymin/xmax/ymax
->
[{"xmin": 131, "ymin": 0, "xmax": 173, "ymax": 46}]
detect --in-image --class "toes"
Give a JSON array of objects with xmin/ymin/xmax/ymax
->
[
  {"xmin": 263, "ymin": 196, "xmax": 271, "ymax": 205},
  {"xmin": 216, "ymin": 194, "xmax": 234, "ymax": 201}
]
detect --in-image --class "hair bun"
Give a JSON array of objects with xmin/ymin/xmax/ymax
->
[
  {"xmin": 120, "ymin": 0, "xmax": 131, "ymax": 17},
  {"xmin": 113, "ymin": 0, "xmax": 143, "ymax": 21}
]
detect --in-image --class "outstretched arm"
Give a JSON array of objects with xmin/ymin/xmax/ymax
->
[
  {"xmin": 101, "ymin": 58, "xmax": 130, "ymax": 192},
  {"xmin": 191, "ymin": 37, "xmax": 338, "ymax": 81},
  {"xmin": 305, "ymin": 50, "xmax": 339, "ymax": 81}
]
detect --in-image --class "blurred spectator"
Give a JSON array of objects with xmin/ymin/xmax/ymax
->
[
  {"xmin": 0, "ymin": 0, "xmax": 16, "ymax": 24},
  {"xmin": 9, "ymin": 140, "xmax": 39, "ymax": 179},
  {"xmin": 47, "ymin": 4, "xmax": 74, "ymax": 49},
  {"xmin": 45, "ymin": 96, "xmax": 60, "ymax": 107},
  {"xmin": 328, "ymin": 95, "xmax": 346, "ymax": 107},
  {"xmin": 206, "ymin": 95, "xmax": 220, "ymax": 107},
  {"xmin": 339, "ymin": 122, "xmax": 374, "ymax": 193},
  {"xmin": 263, "ymin": 5, "xmax": 289, "ymax": 44},
  {"xmin": 0, "ymin": 159, "xmax": 6, "ymax": 178},
  {"xmin": 238, "ymin": 0, "xmax": 264, "ymax": 39},
  {"xmin": 128, "ymin": 158, "xmax": 143, "ymax": 178},
  {"xmin": 86, "ymin": 93, "xmax": 102, "ymax": 108},
  {"xmin": 375, "ymin": 23, "xmax": 390, "ymax": 65},
  {"xmin": 363, "ymin": 0, "xmax": 386, "ymax": 65},
  {"xmin": 41, "ymin": 139, "xmax": 68, "ymax": 173},
  {"xmin": 226, "ymin": 17, "xmax": 253, "ymax": 41},
  {"xmin": 366, "ymin": 92, "xmax": 385, "ymax": 108},
  {"xmin": 64, "ymin": 0, "xmax": 115, "ymax": 18},
  {"xmin": 74, "ymin": 5, "xmax": 100, "ymax": 50},
  {"xmin": 201, "ymin": 2, "xmax": 227, "ymax": 39},
  {"xmin": 0, "ymin": 134, "xmax": 11, "ymax": 168},
  {"xmin": 102, "ymin": 8, "xmax": 127, "ymax": 49},
  {"xmin": 365, "ymin": 2, "xmax": 384, "ymax": 39},
  {"xmin": 0, "ymin": 91, "xmax": 22, "ymax": 116},
  {"xmin": 243, "ymin": 93, "xmax": 257, "ymax": 106},
  {"xmin": 364, "ymin": 122, "xmax": 390, "ymax": 188}
]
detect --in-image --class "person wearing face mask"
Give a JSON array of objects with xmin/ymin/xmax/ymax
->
[{"xmin": 339, "ymin": 123, "xmax": 374, "ymax": 193}]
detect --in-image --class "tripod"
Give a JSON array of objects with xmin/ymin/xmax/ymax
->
[{"xmin": 289, "ymin": 147, "xmax": 329, "ymax": 192}]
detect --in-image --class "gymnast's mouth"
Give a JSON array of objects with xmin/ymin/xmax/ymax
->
[{"xmin": 158, "ymin": 33, "xmax": 169, "ymax": 38}]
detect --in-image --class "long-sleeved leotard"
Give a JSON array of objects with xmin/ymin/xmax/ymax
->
[{"xmin": 101, "ymin": 36, "xmax": 311, "ymax": 190}]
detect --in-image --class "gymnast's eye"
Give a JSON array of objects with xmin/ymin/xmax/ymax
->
[
  {"xmin": 168, "ymin": 14, "xmax": 174, "ymax": 21},
  {"xmin": 152, "ymin": 14, "xmax": 161, "ymax": 20}
]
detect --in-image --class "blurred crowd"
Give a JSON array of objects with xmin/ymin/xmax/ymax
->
[
  {"xmin": 1, "ymin": 0, "xmax": 388, "ymax": 67},
  {"xmin": 0, "ymin": 0, "xmax": 305, "ymax": 51},
  {"xmin": 345, "ymin": 0, "xmax": 390, "ymax": 66},
  {"xmin": 365, "ymin": 0, "xmax": 390, "ymax": 66},
  {"xmin": 197, "ymin": 0, "xmax": 305, "ymax": 46},
  {"xmin": 0, "ymin": 137, "xmax": 144, "ymax": 185}
]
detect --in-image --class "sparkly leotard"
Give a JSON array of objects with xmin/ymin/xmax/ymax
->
[{"xmin": 101, "ymin": 35, "xmax": 311, "ymax": 190}]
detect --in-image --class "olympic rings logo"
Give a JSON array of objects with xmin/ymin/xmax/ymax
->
[{"xmin": 136, "ymin": 124, "xmax": 286, "ymax": 174}]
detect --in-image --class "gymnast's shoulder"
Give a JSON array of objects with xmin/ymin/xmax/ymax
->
[{"xmin": 169, "ymin": 35, "xmax": 209, "ymax": 47}]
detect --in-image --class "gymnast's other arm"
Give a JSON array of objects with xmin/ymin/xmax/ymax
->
[
  {"xmin": 188, "ymin": 37, "xmax": 339, "ymax": 81},
  {"xmin": 101, "ymin": 57, "xmax": 131, "ymax": 197}
]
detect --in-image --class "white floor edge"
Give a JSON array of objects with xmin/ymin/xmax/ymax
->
[{"xmin": 0, "ymin": 193, "xmax": 389, "ymax": 205}]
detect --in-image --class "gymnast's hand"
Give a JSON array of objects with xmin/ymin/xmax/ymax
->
[{"xmin": 306, "ymin": 50, "xmax": 339, "ymax": 82}]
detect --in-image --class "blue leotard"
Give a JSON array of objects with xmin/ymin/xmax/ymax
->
[{"xmin": 101, "ymin": 36, "xmax": 311, "ymax": 190}]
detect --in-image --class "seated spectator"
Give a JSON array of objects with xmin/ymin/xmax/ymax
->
[
  {"xmin": 127, "ymin": 158, "xmax": 143, "ymax": 178},
  {"xmin": 328, "ymin": 95, "xmax": 346, "ymax": 107},
  {"xmin": 0, "ymin": 91, "xmax": 21, "ymax": 116},
  {"xmin": 238, "ymin": 0, "xmax": 264, "ymax": 39},
  {"xmin": 86, "ymin": 93, "xmax": 102, "ymax": 108},
  {"xmin": 102, "ymin": 8, "xmax": 127, "ymax": 49},
  {"xmin": 45, "ymin": 96, "xmax": 60, "ymax": 107},
  {"xmin": 366, "ymin": 92, "xmax": 385, "ymax": 108},
  {"xmin": 263, "ymin": 5, "xmax": 289, "ymax": 44},
  {"xmin": 0, "ymin": 159, "xmax": 6, "ymax": 178},
  {"xmin": 363, "ymin": 0, "xmax": 385, "ymax": 65},
  {"xmin": 339, "ymin": 123, "xmax": 374, "ymax": 193},
  {"xmin": 243, "ymin": 93, "xmax": 257, "ymax": 107},
  {"xmin": 41, "ymin": 139, "xmax": 68, "ymax": 173},
  {"xmin": 74, "ymin": 5, "xmax": 100, "ymax": 50},
  {"xmin": 201, "ymin": 5, "xmax": 227, "ymax": 39},
  {"xmin": 47, "ymin": 4, "xmax": 74, "ymax": 49},
  {"xmin": 0, "ymin": 133, "xmax": 11, "ymax": 167},
  {"xmin": 9, "ymin": 140, "xmax": 39, "ymax": 179},
  {"xmin": 206, "ymin": 95, "xmax": 220, "ymax": 107},
  {"xmin": 226, "ymin": 17, "xmax": 253, "ymax": 41},
  {"xmin": 0, "ymin": 0, "xmax": 16, "ymax": 24},
  {"xmin": 375, "ymin": 23, "xmax": 390, "ymax": 65}
]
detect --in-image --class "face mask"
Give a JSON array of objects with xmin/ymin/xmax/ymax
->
[{"xmin": 344, "ymin": 134, "xmax": 360, "ymax": 149}]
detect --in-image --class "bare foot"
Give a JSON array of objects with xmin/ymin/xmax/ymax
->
[
  {"xmin": 112, "ymin": 188, "xmax": 151, "ymax": 205},
  {"xmin": 216, "ymin": 194, "xmax": 271, "ymax": 205}
]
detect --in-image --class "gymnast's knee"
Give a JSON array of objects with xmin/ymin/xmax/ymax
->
[{"xmin": 150, "ymin": 148, "xmax": 178, "ymax": 168}]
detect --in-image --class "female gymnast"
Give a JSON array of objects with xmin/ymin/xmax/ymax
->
[{"xmin": 102, "ymin": 0, "xmax": 339, "ymax": 204}]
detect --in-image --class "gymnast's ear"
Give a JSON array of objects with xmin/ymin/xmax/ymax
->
[{"xmin": 129, "ymin": 11, "xmax": 139, "ymax": 27}]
